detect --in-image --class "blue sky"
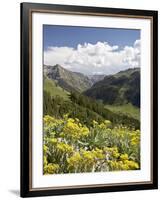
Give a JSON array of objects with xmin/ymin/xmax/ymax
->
[
  {"xmin": 43, "ymin": 25, "xmax": 140, "ymax": 75},
  {"xmin": 43, "ymin": 25, "xmax": 140, "ymax": 50}
]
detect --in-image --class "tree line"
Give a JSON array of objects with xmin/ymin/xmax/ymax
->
[{"xmin": 43, "ymin": 90, "xmax": 140, "ymax": 129}]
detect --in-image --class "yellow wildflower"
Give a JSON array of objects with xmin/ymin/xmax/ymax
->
[
  {"xmin": 44, "ymin": 163, "xmax": 59, "ymax": 174},
  {"xmin": 43, "ymin": 145, "xmax": 48, "ymax": 154},
  {"xmin": 67, "ymin": 152, "xmax": 82, "ymax": 166},
  {"xmin": 57, "ymin": 142, "xmax": 73, "ymax": 153},
  {"xmin": 92, "ymin": 148, "xmax": 105, "ymax": 159},
  {"xmin": 120, "ymin": 153, "xmax": 129, "ymax": 161},
  {"xmin": 49, "ymin": 138, "xmax": 57, "ymax": 145}
]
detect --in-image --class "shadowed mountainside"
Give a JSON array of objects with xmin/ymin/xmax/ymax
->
[{"xmin": 84, "ymin": 68, "xmax": 140, "ymax": 107}]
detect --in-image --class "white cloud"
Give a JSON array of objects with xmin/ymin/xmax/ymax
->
[{"xmin": 44, "ymin": 40, "xmax": 140, "ymax": 75}]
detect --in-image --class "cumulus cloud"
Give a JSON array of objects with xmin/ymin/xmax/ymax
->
[{"xmin": 44, "ymin": 40, "xmax": 140, "ymax": 75}]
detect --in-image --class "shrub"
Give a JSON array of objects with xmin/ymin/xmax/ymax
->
[{"xmin": 43, "ymin": 115, "xmax": 140, "ymax": 174}]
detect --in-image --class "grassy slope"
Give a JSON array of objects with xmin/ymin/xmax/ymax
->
[
  {"xmin": 105, "ymin": 103, "xmax": 140, "ymax": 120},
  {"xmin": 84, "ymin": 68, "xmax": 140, "ymax": 107},
  {"xmin": 44, "ymin": 76, "xmax": 140, "ymax": 128},
  {"xmin": 44, "ymin": 77, "xmax": 69, "ymax": 100},
  {"xmin": 114, "ymin": 68, "xmax": 140, "ymax": 78}
]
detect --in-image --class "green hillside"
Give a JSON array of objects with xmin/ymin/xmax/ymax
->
[
  {"xmin": 44, "ymin": 76, "xmax": 69, "ymax": 100},
  {"xmin": 44, "ymin": 90, "xmax": 140, "ymax": 129},
  {"xmin": 114, "ymin": 68, "xmax": 140, "ymax": 78},
  {"xmin": 84, "ymin": 68, "xmax": 140, "ymax": 107},
  {"xmin": 43, "ymin": 67, "xmax": 140, "ymax": 129},
  {"xmin": 105, "ymin": 103, "xmax": 140, "ymax": 120},
  {"xmin": 43, "ymin": 68, "xmax": 140, "ymax": 175}
]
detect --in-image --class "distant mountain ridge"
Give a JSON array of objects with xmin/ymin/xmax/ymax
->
[
  {"xmin": 88, "ymin": 74, "xmax": 106, "ymax": 84},
  {"xmin": 84, "ymin": 68, "xmax": 140, "ymax": 107},
  {"xmin": 44, "ymin": 65, "xmax": 140, "ymax": 107},
  {"xmin": 44, "ymin": 64, "xmax": 93, "ymax": 92}
]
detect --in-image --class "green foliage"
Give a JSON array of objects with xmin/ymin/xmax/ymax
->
[
  {"xmin": 105, "ymin": 103, "xmax": 140, "ymax": 120},
  {"xmin": 69, "ymin": 91, "xmax": 140, "ymax": 129},
  {"xmin": 43, "ymin": 67, "xmax": 141, "ymax": 175},
  {"xmin": 43, "ymin": 115, "xmax": 140, "ymax": 174},
  {"xmin": 124, "ymin": 71, "xmax": 140, "ymax": 107},
  {"xmin": 84, "ymin": 68, "xmax": 140, "ymax": 107},
  {"xmin": 44, "ymin": 76, "xmax": 69, "ymax": 100},
  {"xmin": 44, "ymin": 91, "xmax": 140, "ymax": 129}
]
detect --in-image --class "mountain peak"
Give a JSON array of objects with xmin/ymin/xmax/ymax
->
[
  {"xmin": 54, "ymin": 64, "xmax": 64, "ymax": 70},
  {"xmin": 44, "ymin": 64, "xmax": 93, "ymax": 92}
]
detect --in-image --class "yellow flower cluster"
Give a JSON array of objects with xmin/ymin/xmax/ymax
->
[
  {"xmin": 43, "ymin": 115, "xmax": 140, "ymax": 174},
  {"xmin": 93, "ymin": 120, "xmax": 111, "ymax": 129},
  {"xmin": 56, "ymin": 142, "xmax": 73, "ymax": 153},
  {"xmin": 44, "ymin": 115, "xmax": 56, "ymax": 124},
  {"xmin": 67, "ymin": 148, "xmax": 105, "ymax": 172},
  {"xmin": 43, "ymin": 145, "xmax": 48, "ymax": 154},
  {"xmin": 67, "ymin": 152, "xmax": 82, "ymax": 167},
  {"xmin": 92, "ymin": 148, "xmax": 105, "ymax": 160},
  {"xmin": 47, "ymin": 138, "xmax": 58, "ymax": 144},
  {"xmin": 44, "ymin": 163, "xmax": 59, "ymax": 174},
  {"xmin": 104, "ymin": 147, "xmax": 120, "ymax": 159},
  {"xmin": 66, "ymin": 147, "xmax": 139, "ymax": 173},
  {"xmin": 131, "ymin": 130, "xmax": 140, "ymax": 146},
  {"xmin": 108, "ymin": 159, "xmax": 139, "ymax": 171},
  {"xmin": 44, "ymin": 115, "xmax": 64, "ymax": 130},
  {"xmin": 63, "ymin": 118, "xmax": 89, "ymax": 140},
  {"xmin": 120, "ymin": 153, "xmax": 129, "ymax": 161}
]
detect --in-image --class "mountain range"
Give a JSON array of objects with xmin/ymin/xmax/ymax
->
[
  {"xmin": 87, "ymin": 74, "xmax": 106, "ymax": 85},
  {"xmin": 84, "ymin": 68, "xmax": 140, "ymax": 107},
  {"xmin": 44, "ymin": 64, "xmax": 140, "ymax": 107},
  {"xmin": 44, "ymin": 64, "xmax": 93, "ymax": 92}
]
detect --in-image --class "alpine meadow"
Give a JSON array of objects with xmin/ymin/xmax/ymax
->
[{"xmin": 43, "ymin": 25, "xmax": 141, "ymax": 175}]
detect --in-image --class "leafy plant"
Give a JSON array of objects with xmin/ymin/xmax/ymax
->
[{"xmin": 43, "ymin": 115, "xmax": 140, "ymax": 174}]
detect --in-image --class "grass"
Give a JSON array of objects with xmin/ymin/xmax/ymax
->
[
  {"xmin": 105, "ymin": 103, "xmax": 140, "ymax": 120},
  {"xmin": 114, "ymin": 68, "xmax": 140, "ymax": 78},
  {"xmin": 44, "ymin": 77, "xmax": 69, "ymax": 100},
  {"xmin": 44, "ymin": 76, "xmax": 140, "ymax": 123}
]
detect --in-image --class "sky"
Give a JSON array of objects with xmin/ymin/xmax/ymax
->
[{"xmin": 43, "ymin": 25, "xmax": 140, "ymax": 75}]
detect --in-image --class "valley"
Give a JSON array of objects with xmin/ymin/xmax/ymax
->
[
  {"xmin": 43, "ymin": 64, "xmax": 140, "ymax": 129},
  {"xmin": 43, "ymin": 64, "xmax": 141, "ymax": 174}
]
